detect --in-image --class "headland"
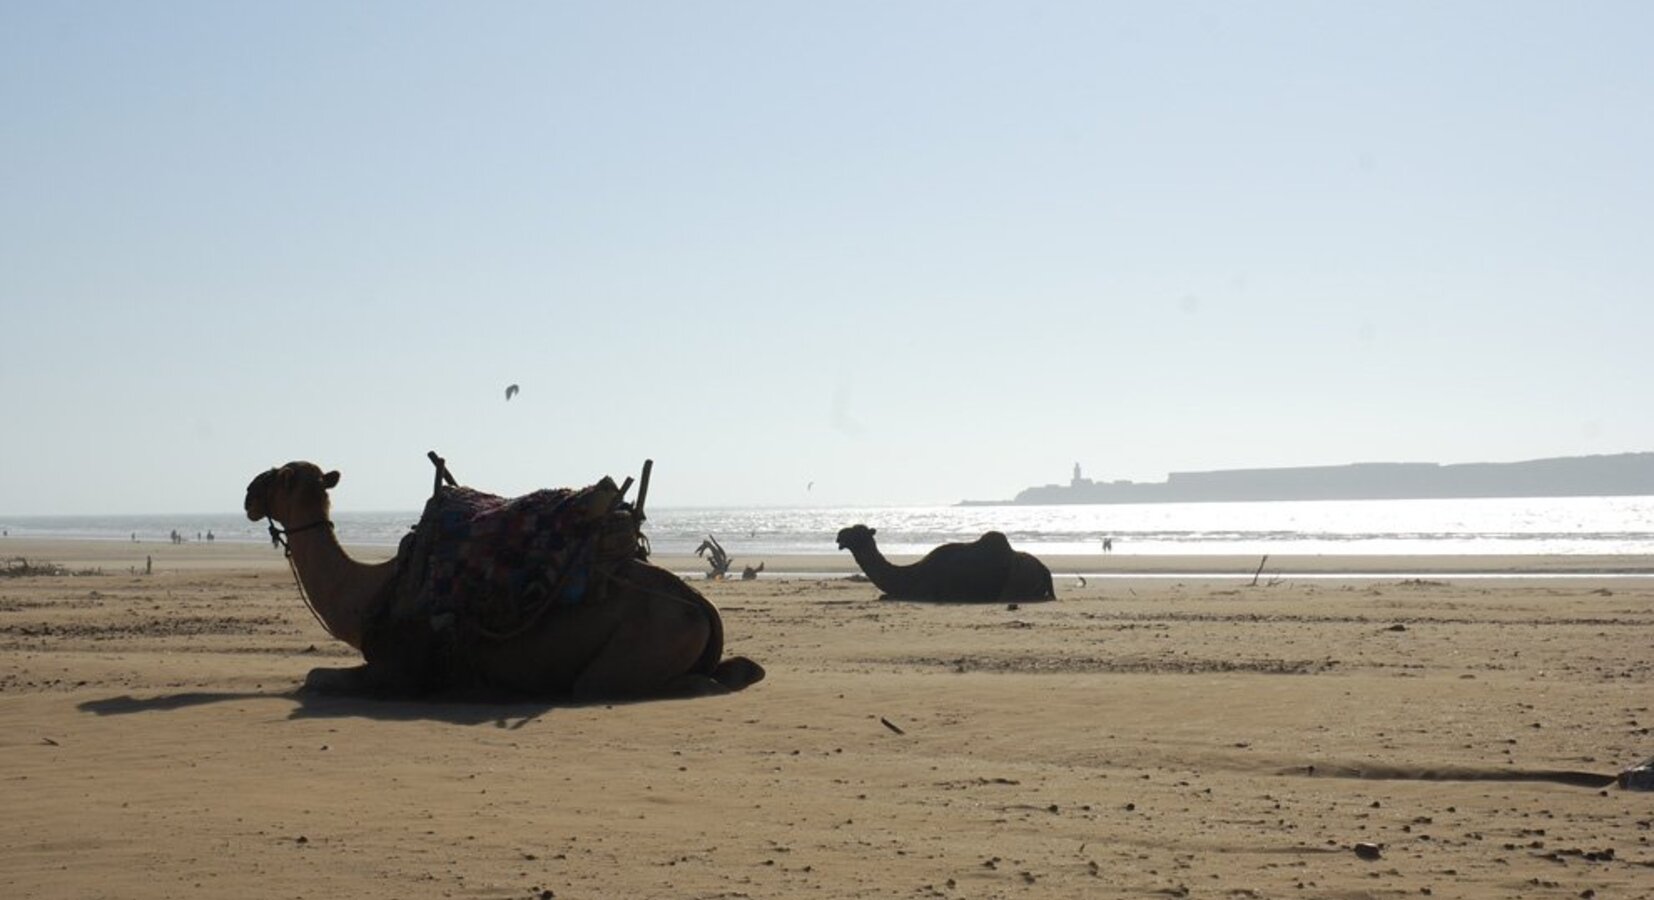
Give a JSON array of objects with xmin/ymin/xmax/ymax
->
[{"xmin": 964, "ymin": 451, "xmax": 1654, "ymax": 505}]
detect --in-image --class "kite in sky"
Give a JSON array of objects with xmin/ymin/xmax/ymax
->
[{"xmin": 505, "ymin": 384, "xmax": 519, "ymax": 401}]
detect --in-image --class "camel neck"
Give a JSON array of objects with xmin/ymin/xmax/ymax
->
[
  {"xmin": 848, "ymin": 542, "xmax": 911, "ymax": 595},
  {"xmin": 282, "ymin": 523, "xmax": 396, "ymax": 650}
]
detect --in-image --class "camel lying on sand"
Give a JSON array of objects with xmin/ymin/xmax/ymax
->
[
  {"xmin": 245, "ymin": 461, "xmax": 763, "ymax": 700},
  {"xmin": 834, "ymin": 524, "xmax": 1055, "ymax": 603}
]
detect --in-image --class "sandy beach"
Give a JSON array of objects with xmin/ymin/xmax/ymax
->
[{"xmin": 2, "ymin": 537, "xmax": 1651, "ymax": 899}]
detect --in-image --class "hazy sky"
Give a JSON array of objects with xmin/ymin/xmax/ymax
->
[{"xmin": 4, "ymin": 2, "xmax": 1652, "ymax": 515}]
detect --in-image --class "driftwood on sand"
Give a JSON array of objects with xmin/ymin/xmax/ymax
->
[{"xmin": 695, "ymin": 535, "xmax": 733, "ymax": 580}]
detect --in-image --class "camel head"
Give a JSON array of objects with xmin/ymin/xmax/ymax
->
[
  {"xmin": 835, "ymin": 524, "xmax": 877, "ymax": 552},
  {"xmin": 244, "ymin": 462, "xmax": 341, "ymax": 527}
]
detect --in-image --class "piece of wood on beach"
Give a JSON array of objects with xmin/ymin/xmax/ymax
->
[
  {"xmin": 1249, "ymin": 554, "xmax": 1270, "ymax": 587},
  {"xmin": 879, "ymin": 716, "xmax": 905, "ymax": 735}
]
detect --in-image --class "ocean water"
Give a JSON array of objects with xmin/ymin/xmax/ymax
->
[{"xmin": 3, "ymin": 495, "xmax": 1652, "ymax": 557}]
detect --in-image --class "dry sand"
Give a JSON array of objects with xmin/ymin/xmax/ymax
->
[{"xmin": 3, "ymin": 537, "xmax": 1652, "ymax": 899}]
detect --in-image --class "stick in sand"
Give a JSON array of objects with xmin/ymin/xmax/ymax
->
[{"xmin": 1249, "ymin": 554, "xmax": 1270, "ymax": 587}]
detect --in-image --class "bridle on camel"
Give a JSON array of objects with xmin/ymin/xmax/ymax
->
[{"xmin": 266, "ymin": 515, "xmax": 342, "ymax": 642}]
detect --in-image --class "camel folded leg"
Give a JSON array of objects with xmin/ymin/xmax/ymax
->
[
  {"xmin": 710, "ymin": 656, "xmax": 766, "ymax": 691},
  {"xmin": 298, "ymin": 663, "xmax": 415, "ymax": 698},
  {"xmin": 569, "ymin": 598, "xmax": 718, "ymax": 701}
]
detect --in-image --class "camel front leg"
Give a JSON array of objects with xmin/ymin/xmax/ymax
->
[{"xmin": 298, "ymin": 663, "xmax": 422, "ymax": 698}]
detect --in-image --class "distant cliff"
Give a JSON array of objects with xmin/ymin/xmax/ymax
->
[{"xmin": 962, "ymin": 452, "xmax": 1654, "ymax": 506}]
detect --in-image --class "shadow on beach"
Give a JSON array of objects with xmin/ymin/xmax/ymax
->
[{"xmin": 75, "ymin": 689, "xmax": 558, "ymax": 729}]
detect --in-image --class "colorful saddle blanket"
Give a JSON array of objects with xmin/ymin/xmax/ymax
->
[{"xmin": 389, "ymin": 477, "xmax": 644, "ymax": 638}]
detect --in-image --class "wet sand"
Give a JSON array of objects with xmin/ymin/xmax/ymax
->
[{"xmin": 2, "ymin": 538, "xmax": 1651, "ymax": 898}]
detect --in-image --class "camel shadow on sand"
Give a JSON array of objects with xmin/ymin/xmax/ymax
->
[{"xmin": 72, "ymin": 688, "xmax": 626, "ymax": 729}]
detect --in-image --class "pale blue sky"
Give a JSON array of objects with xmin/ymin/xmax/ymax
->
[{"xmin": 3, "ymin": 2, "xmax": 1651, "ymax": 514}]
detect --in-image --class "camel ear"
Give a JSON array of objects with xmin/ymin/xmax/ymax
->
[{"xmin": 322, "ymin": 470, "xmax": 340, "ymax": 489}]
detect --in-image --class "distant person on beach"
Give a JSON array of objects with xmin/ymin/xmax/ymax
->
[
  {"xmin": 1102, "ymin": 537, "xmax": 1114, "ymax": 552},
  {"xmin": 206, "ymin": 530, "xmax": 214, "ymax": 542}
]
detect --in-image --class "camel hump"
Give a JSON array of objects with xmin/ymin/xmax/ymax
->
[{"xmin": 978, "ymin": 531, "xmax": 1012, "ymax": 550}]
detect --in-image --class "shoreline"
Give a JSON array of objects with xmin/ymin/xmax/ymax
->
[{"xmin": 7, "ymin": 537, "xmax": 1654, "ymax": 579}]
